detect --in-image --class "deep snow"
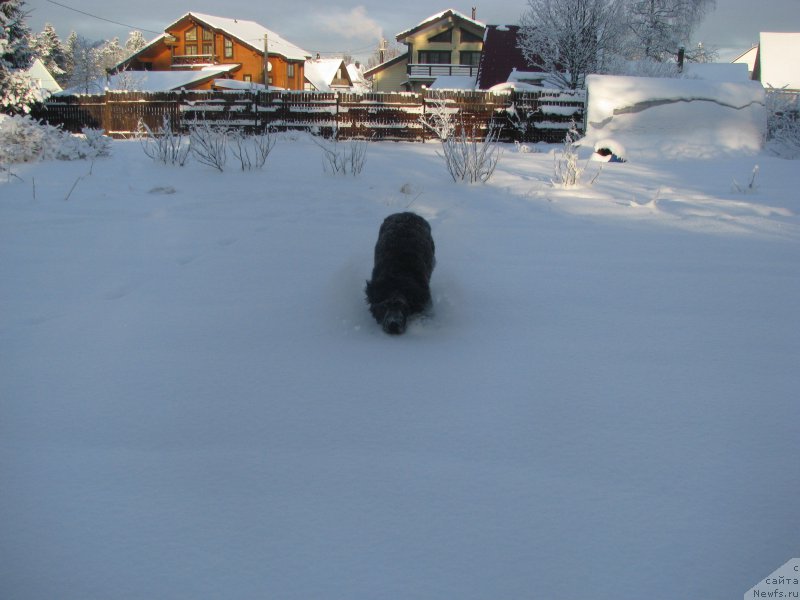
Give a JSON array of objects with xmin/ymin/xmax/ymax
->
[{"xmin": 1, "ymin": 134, "xmax": 798, "ymax": 600}]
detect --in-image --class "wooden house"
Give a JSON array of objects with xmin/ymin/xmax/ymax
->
[
  {"xmin": 114, "ymin": 12, "xmax": 311, "ymax": 90},
  {"xmin": 365, "ymin": 9, "xmax": 486, "ymax": 92}
]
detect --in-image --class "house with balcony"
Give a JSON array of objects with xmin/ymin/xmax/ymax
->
[
  {"xmin": 113, "ymin": 12, "xmax": 311, "ymax": 90},
  {"xmin": 365, "ymin": 9, "xmax": 486, "ymax": 92}
]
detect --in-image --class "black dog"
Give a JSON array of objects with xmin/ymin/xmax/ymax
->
[{"xmin": 365, "ymin": 212, "xmax": 436, "ymax": 335}]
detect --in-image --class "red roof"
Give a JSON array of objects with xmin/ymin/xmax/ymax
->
[{"xmin": 477, "ymin": 25, "xmax": 542, "ymax": 89}]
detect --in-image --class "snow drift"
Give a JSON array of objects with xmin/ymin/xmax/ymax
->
[{"xmin": 583, "ymin": 74, "xmax": 767, "ymax": 160}]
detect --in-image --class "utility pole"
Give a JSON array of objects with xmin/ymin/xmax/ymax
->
[{"xmin": 264, "ymin": 33, "xmax": 269, "ymax": 91}]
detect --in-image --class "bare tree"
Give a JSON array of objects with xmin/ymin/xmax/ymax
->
[
  {"xmin": 623, "ymin": 0, "xmax": 716, "ymax": 63},
  {"xmin": 67, "ymin": 35, "xmax": 103, "ymax": 93},
  {"xmin": 518, "ymin": 0, "xmax": 627, "ymax": 89}
]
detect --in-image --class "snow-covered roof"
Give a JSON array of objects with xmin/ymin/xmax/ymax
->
[
  {"xmin": 683, "ymin": 62, "xmax": 750, "ymax": 82},
  {"xmin": 732, "ymin": 45, "xmax": 758, "ymax": 72},
  {"xmin": 59, "ymin": 66, "xmax": 237, "ymax": 94},
  {"xmin": 396, "ymin": 9, "xmax": 486, "ymax": 40},
  {"xmin": 212, "ymin": 78, "xmax": 268, "ymax": 90},
  {"xmin": 26, "ymin": 58, "xmax": 62, "ymax": 94},
  {"xmin": 168, "ymin": 12, "xmax": 312, "ymax": 61},
  {"xmin": 304, "ymin": 58, "xmax": 350, "ymax": 92},
  {"xmin": 757, "ymin": 32, "xmax": 800, "ymax": 90},
  {"xmin": 429, "ymin": 75, "xmax": 476, "ymax": 90}
]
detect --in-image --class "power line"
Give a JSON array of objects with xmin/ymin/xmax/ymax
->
[{"xmin": 45, "ymin": 0, "xmax": 162, "ymax": 34}]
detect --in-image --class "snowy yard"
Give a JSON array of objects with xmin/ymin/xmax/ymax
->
[{"xmin": 1, "ymin": 134, "xmax": 798, "ymax": 599}]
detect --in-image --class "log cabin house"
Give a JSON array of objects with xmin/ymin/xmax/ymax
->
[{"xmin": 114, "ymin": 12, "xmax": 312, "ymax": 90}]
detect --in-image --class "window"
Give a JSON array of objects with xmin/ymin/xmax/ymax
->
[
  {"xmin": 185, "ymin": 26, "xmax": 197, "ymax": 55},
  {"xmin": 460, "ymin": 28, "xmax": 483, "ymax": 43},
  {"xmin": 460, "ymin": 51, "xmax": 481, "ymax": 66},
  {"xmin": 418, "ymin": 50, "xmax": 451, "ymax": 64},
  {"xmin": 224, "ymin": 38, "xmax": 233, "ymax": 58},
  {"xmin": 428, "ymin": 28, "xmax": 452, "ymax": 43},
  {"xmin": 287, "ymin": 63, "xmax": 295, "ymax": 78},
  {"xmin": 243, "ymin": 74, "xmax": 252, "ymax": 82}
]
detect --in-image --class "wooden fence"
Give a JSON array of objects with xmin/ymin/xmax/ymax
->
[{"xmin": 33, "ymin": 89, "xmax": 586, "ymax": 143}]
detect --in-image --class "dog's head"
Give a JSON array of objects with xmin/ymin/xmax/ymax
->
[{"xmin": 372, "ymin": 294, "xmax": 410, "ymax": 335}]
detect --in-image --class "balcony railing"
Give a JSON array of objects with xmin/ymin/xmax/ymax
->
[
  {"xmin": 172, "ymin": 54, "xmax": 215, "ymax": 66},
  {"xmin": 408, "ymin": 64, "xmax": 479, "ymax": 78}
]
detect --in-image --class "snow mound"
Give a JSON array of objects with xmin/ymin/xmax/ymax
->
[{"xmin": 582, "ymin": 74, "xmax": 767, "ymax": 160}]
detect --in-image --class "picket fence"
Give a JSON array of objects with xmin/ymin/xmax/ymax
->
[{"xmin": 34, "ymin": 88, "xmax": 586, "ymax": 143}]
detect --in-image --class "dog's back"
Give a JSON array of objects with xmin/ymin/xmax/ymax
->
[
  {"xmin": 366, "ymin": 212, "xmax": 436, "ymax": 334},
  {"xmin": 373, "ymin": 212, "xmax": 435, "ymax": 281}
]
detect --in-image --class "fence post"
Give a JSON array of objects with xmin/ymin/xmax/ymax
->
[{"xmin": 102, "ymin": 90, "xmax": 112, "ymax": 134}]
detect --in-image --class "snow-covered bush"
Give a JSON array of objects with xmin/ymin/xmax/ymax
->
[
  {"xmin": 1, "ymin": 71, "xmax": 43, "ymax": 114},
  {"xmin": 188, "ymin": 119, "xmax": 228, "ymax": 172},
  {"xmin": 0, "ymin": 114, "xmax": 110, "ymax": 163},
  {"xmin": 766, "ymin": 89, "xmax": 800, "ymax": 159},
  {"xmin": 230, "ymin": 127, "xmax": 276, "ymax": 171},
  {"xmin": 553, "ymin": 122, "xmax": 599, "ymax": 187},
  {"xmin": 136, "ymin": 115, "xmax": 189, "ymax": 166},
  {"xmin": 420, "ymin": 92, "xmax": 458, "ymax": 141},
  {"xmin": 438, "ymin": 123, "xmax": 502, "ymax": 184},
  {"xmin": 311, "ymin": 134, "xmax": 368, "ymax": 176}
]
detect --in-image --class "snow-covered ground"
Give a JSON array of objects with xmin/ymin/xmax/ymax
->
[{"xmin": 1, "ymin": 133, "xmax": 798, "ymax": 600}]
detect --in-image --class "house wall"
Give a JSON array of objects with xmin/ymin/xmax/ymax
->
[
  {"xmin": 371, "ymin": 58, "xmax": 409, "ymax": 92},
  {"xmin": 404, "ymin": 20, "xmax": 484, "ymax": 65},
  {"xmin": 267, "ymin": 57, "xmax": 305, "ymax": 90},
  {"xmin": 127, "ymin": 42, "xmax": 173, "ymax": 71}
]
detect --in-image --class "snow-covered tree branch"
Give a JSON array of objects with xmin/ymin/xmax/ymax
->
[{"xmin": 518, "ymin": 0, "xmax": 627, "ymax": 90}]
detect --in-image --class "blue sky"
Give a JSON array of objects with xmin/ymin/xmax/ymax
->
[{"xmin": 25, "ymin": 0, "xmax": 800, "ymax": 62}]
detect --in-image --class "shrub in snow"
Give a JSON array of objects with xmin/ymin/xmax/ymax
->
[
  {"xmin": 419, "ymin": 92, "xmax": 458, "ymax": 141},
  {"xmin": 732, "ymin": 165, "xmax": 760, "ymax": 194},
  {"xmin": 188, "ymin": 119, "xmax": 228, "ymax": 172},
  {"xmin": 136, "ymin": 115, "xmax": 189, "ymax": 166},
  {"xmin": 553, "ymin": 122, "xmax": 600, "ymax": 187},
  {"xmin": 230, "ymin": 127, "xmax": 276, "ymax": 171},
  {"xmin": 766, "ymin": 89, "xmax": 800, "ymax": 159},
  {"xmin": 56, "ymin": 127, "xmax": 112, "ymax": 160},
  {"xmin": 438, "ymin": 123, "xmax": 502, "ymax": 184},
  {"xmin": 0, "ymin": 114, "xmax": 110, "ymax": 163},
  {"xmin": 1, "ymin": 72, "xmax": 44, "ymax": 114},
  {"xmin": 311, "ymin": 133, "xmax": 368, "ymax": 176}
]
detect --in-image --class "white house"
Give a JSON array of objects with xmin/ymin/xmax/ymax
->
[
  {"xmin": 26, "ymin": 58, "xmax": 62, "ymax": 95},
  {"xmin": 751, "ymin": 32, "xmax": 800, "ymax": 91}
]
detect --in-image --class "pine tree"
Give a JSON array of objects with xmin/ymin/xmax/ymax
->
[
  {"xmin": 1, "ymin": 0, "xmax": 39, "ymax": 113},
  {"xmin": 32, "ymin": 23, "xmax": 67, "ymax": 76},
  {"xmin": 1, "ymin": 0, "xmax": 34, "ymax": 70}
]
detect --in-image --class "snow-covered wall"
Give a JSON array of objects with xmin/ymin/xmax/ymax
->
[{"xmin": 582, "ymin": 74, "xmax": 767, "ymax": 159}]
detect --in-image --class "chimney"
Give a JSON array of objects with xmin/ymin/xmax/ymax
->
[
  {"xmin": 472, "ymin": 7, "xmax": 477, "ymax": 19},
  {"xmin": 677, "ymin": 45, "xmax": 685, "ymax": 72}
]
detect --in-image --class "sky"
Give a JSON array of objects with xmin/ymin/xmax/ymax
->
[{"xmin": 23, "ymin": 0, "xmax": 800, "ymax": 63}]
